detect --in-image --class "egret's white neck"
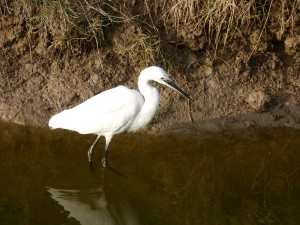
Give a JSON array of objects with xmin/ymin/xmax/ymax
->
[
  {"xmin": 129, "ymin": 77, "xmax": 160, "ymax": 131},
  {"xmin": 138, "ymin": 76, "xmax": 159, "ymax": 97}
]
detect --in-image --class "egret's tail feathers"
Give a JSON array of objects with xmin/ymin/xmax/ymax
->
[
  {"xmin": 48, "ymin": 110, "xmax": 92, "ymax": 134},
  {"xmin": 48, "ymin": 110, "xmax": 69, "ymax": 129}
]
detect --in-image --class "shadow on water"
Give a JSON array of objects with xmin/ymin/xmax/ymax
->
[{"xmin": 0, "ymin": 120, "xmax": 300, "ymax": 225}]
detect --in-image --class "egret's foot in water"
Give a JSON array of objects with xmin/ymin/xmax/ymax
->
[
  {"xmin": 102, "ymin": 158, "xmax": 114, "ymax": 170},
  {"xmin": 102, "ymin": 158, "xmax": 108, "ymax": 168},
  {"xmin": 88, "ymin": 160, "xmax": 93, "ymax": 170},
  {"xmin": 88, "ymin": 150, "xmax": 93, "ymax": 165},
  {"xmin": 102, "ymin": 158, "xmax": 123, "ymax": 176},
  {"xmin": 88, "ymin": 148, "xmax": 93, "ymax": 169}
]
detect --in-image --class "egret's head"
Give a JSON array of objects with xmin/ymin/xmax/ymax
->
[{"xmin": 139, "ymin": 66, "xmax": 190, "ymax": 99}]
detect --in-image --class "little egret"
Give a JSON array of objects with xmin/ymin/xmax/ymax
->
[{"xmin": 49, "ymin": 66, "xmax": 189, "ymax": 169}]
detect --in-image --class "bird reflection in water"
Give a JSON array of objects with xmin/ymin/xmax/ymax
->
[{"xmin": 47, "ymin": 177, "xmax": 140, "ymax": 225}]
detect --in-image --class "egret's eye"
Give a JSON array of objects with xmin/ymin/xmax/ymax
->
[{"xmin": 161, "ymin": 77, "xmax": 170, "ymax": 84}]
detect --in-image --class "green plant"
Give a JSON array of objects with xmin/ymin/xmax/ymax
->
[{"xmin": 116, "ymin": 29, "xmax": 166, "ymax": 68}]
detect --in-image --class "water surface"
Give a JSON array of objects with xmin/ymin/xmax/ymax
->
[{"xmin": 0, "ymin": 121, "xmax": 300, "ymax": 225}]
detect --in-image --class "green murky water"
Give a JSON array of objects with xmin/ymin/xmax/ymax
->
[{"xmin": 0, "ymin": 121, "xmax": 300, "ymax": 225}]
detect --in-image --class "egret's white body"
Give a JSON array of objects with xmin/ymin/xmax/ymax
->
[{"xmin": 49, "ymin": 66, "xmax": 189, "ymax": 168}]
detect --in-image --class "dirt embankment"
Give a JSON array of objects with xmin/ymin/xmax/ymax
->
[{"xmin": 0, "ymin": 1, "xmax": 300, "ymax": 133}]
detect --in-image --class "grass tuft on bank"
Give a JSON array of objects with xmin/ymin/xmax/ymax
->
[
  {"xmin": 1, "ymin": 0, "xmax": 299, "ymax": 59},
  {"xmin": 2, "ymin": 0, "xmax": 116, "ymax": 54},
  {"xmin": 163, "ymin": 0, "xmax": 298, "ymax": 55}
]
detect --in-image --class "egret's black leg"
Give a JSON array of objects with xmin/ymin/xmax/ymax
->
[
  {"xmin": 88, "ymin": 135, "xmax": 100, "ymax": 166},
  {"xmin": 102, "ymin": 136, "xmax": 123, "ymax": 176},
  {"xmin": 102, "ymin": 143, "xmax": 110, "ymax": 167},
  {"xmin": 102, "ymin": 135, "xmax": 112, "ymax": 168}
]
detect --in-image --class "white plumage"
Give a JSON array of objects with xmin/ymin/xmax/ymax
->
[
  {"xmin": 49, "ymin": 86, "xmax": 143, "ymax": 134},
  {"xmin": 49, "ymin": 66, "xmax": 189, "ymax": 169}
]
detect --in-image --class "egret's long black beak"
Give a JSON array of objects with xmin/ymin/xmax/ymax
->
[{"xmin": 165, "ymin": 80, "xmax": 190, "ymax": 99}]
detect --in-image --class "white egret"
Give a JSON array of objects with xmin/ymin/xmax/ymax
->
[{"xmin": 49, "ymin": 66, "xmax": 189, "ymax": 169}]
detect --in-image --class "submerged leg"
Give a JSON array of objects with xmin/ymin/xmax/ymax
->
[
  {"xmin": 88, "ymin": 135, "xmax": 101, "ymax": 165},
  {"xmin": 102, "ymin": 135, "xmax": 112, "ymax": 168},
  {"xmin": 101, "ymin": 135, "xmax": 123, "ymax": 176}
]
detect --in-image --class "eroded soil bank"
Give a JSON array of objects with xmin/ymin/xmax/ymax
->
[{"xmin": 0, "ymin": 1, "xmax": 299, "ymax": 133}]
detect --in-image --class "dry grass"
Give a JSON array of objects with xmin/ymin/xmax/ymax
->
[
  {"xmin": 2, "ymin": 0, "xmax": 115, "ymax": 55},
  {"xmin": 1, "ymin": 0, "xmax": 166, "ymax": 65},
  {"xmin": 164, "ymin": 0, "xmax": 268, "ymax": 50},
  {"xmin": 1, "ymin": 0, "xmax": 298, "ymax": 59},
  {"xmin": 276, "ymin": 0, "xmax": 299, "ymax": 39},
  {"xmin": 163, "ymin": 0, "xmax": 299, "ymax": 56}
]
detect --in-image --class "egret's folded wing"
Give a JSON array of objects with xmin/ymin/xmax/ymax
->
[{"xmin": 49, "ymin": 86, "xmax": 144, "ymax": 134}]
